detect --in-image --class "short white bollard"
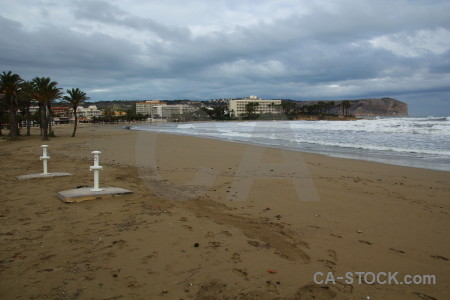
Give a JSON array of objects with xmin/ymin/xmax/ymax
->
[
  {"xmin": 90, "ymin": 151, "xmax": 103, "ymax": 191},
  {"xmin": 40, "ymin": 145, "xmax": 50, "ymax": 175}
]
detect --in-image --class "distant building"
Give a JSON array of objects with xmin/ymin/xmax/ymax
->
[
  {"xmin": 153, "ymin": 104, "xmax": 196, "ymax": 119},
  {"xmin": 228, "ymin": 96, "xmax": 282, "ymax": 117},
  {"xmin": 135, "ymin": 100, "xmax": 165, "ymax": 115},
  {"xmin": 77, "ymin": 105, "xmax": 101, "ymax": 119},
  {"xmin": 50, "ymin": 106, "xmax": 71, "ymax": 124},
  {"xmin": 136, "ymin": 100, "xmax": 196, "ymax": 118},
  {"xmin": 52, "ymin": 106, "xmax": 72, "ymax": 118}
]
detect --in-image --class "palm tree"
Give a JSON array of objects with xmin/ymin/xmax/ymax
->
[
  {"xmin": 318, "ymin": 101, "xmax": 326, "ymax": 114},
  {"xmin": 245, "ymin": 102, "xmax": 259, "ymax": 119},
  {"xmin": 341, "ymin": 100, "xmax": 352, "ymax": 116},
  {"xmin": 0, "ymin": 71, "xmax": 23, "ymax": 140},
  {"xmin": 63, "ymin": 88, "xmax": 89, "ymax": 137},
  {"xmin": 32, "ymin": 77, "xmax": 62, "ymax": 141},
  {"xmin": 328, "ymin": 101, "xmax": 335, "ymax": 115},
  {"xmin": 18, "ymin": 81, "xmax": 35, "ymax": 136},
  {"xmin": 336, "ymin": 104, "xmax": 342, "ymax": 116}
]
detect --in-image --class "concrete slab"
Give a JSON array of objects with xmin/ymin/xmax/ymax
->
[
  {"xmin": 17, "ymin": 172, "xmax": 73, "ymax": 181},
  {"xmin": 57, "ymin": 187, "xmax": 133, "ymax": 203}
]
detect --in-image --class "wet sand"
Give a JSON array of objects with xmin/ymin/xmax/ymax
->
[{"xmin": 1, "ymin": 124, "xmax": 449, "ymax": 299}]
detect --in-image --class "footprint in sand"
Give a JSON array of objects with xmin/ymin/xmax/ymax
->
[
  {"xmin": 327, "ymin": 249, "xmax": 337, "ymax": 261},
  {"xmin": 182, "ymin": 224, "xmax": 193, "ymax": 231},
  {"xmin": 330, "ymin": 233, "xmax": 343, "ymax": 239},
  {"xmin": 414, "ymin": 292, "xmax": 438, "ymax": 300},
  {"xmin": 208, "ymin": 241, "xmax": 222, "ymax": 248},
  {"xmin": 430, "ymin": 255, "xmax": 448, "ymax": 261},
  {"xmin": 308, "ymin": 225, "xmax": 320, "ymax": 229},
  {"xmin": 145, "ymin": 252, "xmax": 158, "ymax": 259},
  {"xmin": 126, "ymin": 276, "xmax": 140, "ymax": 289},
  {"xmin": 220, "ymin": 230, "xmax": 232, "ymax": 237},
  {"xmin": 102, "ymin": 251, "xmax": 116, "ymax": 258},
  {"xmin": 141, "ymin": 251, "xmax": 158, "ymax": 265},
  {"xmin": 233, "ymin": 268, "xmax": 249, "ymax": 281},
  {"xmin": 318, "ymin": 259, "xmax": 336, "ymax": 270},
  {"xmin": 358, "ymin": 240, "xmax": 373, "ymax": 245},
  {"xmin": 37, "ymin": 268, "xmax": 54, "ymax": 273},
  {"xmin": 232, "ymin": 253, "xmax": 241, "ymax": 263},
  {"xmin": 389, "ymin": 248, "xmax": 406, "ymax": 254},
  {"xmin": 39, "ymin": 254, "xmax": 56, "ymax": 261},
  {"xmin": 37, "ymin": 225, "xmax": 54, "ymax": 232},
  {"xmin": 265, "ymin": 280, "xmax": 279, "ymax": 294},
  {"xmin": 295, "ymin": 283, "xmax": 352, "ymax": 298},
  {"xmin": 318, "ymin": 250, "xmax": 338, "ymax": 271},
  {"xmin": 105, "ymin": 239, "xmax": 127, "ymax": 250},
  {"xmin": 84, "ymin": 275, "xmax": 95, "ymax": 281},
  {"xmin": 247, "ymin": 240, "xmax": 271, "ymax": 249}
]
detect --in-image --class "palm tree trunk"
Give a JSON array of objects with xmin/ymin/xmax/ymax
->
[
  {"xmin": 40, "ymin": 103, "xmax": 49, "ymax": 141},
  {"xmin": 9, "ymin": 96, "xmax": 18, "ymax": 140},
  {"xmin": 39, "ymin": 106, "xmax": 43, "ymax": 136},
  {"xmin": 38, "ymin": 103, "xmax": 43, "ymax": 136},
  {"xmin": 26, "ymin": 107, "xmax": 31, "ymax": 136},
  {"xmin": 47, "ymin": 103, "xmax": 53, "ymax": 136},
  {"xmin": 72, "ymin": 107, "xmax": 77, "ymax": 137}
]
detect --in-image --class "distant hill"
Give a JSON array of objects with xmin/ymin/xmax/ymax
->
[{"xmin": 293, "ymin": 98, "xmax": 408, "ymax": 117}]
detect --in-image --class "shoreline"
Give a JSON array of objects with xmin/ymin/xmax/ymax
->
[
  {"xmin": 129, "ymin": 120, "xmax": 450, "ymax": 173},
  {"xmin": 134, "ymin": 127, "xmax": 450, "ymax": 173},
  {"xmin": 1, "ymin": 124, "xmax": 449, "ymax": 299}
]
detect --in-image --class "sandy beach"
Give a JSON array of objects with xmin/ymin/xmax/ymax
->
[{"xmin": 1, "ymin": 124, "xmax": 449, "ymax": 299}]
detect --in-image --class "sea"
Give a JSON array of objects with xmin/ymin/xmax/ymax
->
[{"xmin": 130, "ymin": 117, "xmax": 450, "ymax": 172}]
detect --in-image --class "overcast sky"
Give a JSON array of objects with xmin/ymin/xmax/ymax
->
[{"xmin": 1, "ymin": 0, "xmax": 450, "ymax": 116}]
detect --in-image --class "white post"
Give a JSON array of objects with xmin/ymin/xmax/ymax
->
[
  {"xmin": 90, "ymin": 151, "xmax": 103, "ymax": 191},
  {"xmin": 40, "ymin": 145, "xmax": 50, "ymax": 175}
]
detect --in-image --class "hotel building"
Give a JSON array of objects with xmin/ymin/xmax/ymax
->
[
  {"xmin": 153, "ymin": 104, "xmax": 196, "ymax": 119},
  {"xmin": 135, "ymin": 100, "xmax": 165, "ymax": 116},
  {"xmin": 228, "ymin": 96, "xmax": 282, "ymax": 118},
  {"xmin": 136, "ymin": 100, "xmax": 196, "ymax": 118}
]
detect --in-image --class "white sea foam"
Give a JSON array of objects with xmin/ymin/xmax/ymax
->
[{"xmin": 177, "ymin": 124, "xmax": 195, "ymax": 129}]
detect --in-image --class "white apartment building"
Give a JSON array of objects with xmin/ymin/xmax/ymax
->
[
  {"xmin": 136, "ymin": 100, "xmax": 196, "ymax": 118},
  {"xmin": 228, "ymin": 96, "xmax": 282, "ymax": 117},
  {"xmin": 77, "ymin": 105, "xmax": 101, "ymax": 118},
  {"xmin": 153, "ymin": 104, "xmax": 196, "ymax": 119}
]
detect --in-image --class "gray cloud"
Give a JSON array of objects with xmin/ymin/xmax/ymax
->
[
  {"xmin": 73, "ymin": 0, "xmax": 191, "ymax": 41},
  {"xmin": 0, "ymin": 0, "xmax": 449, "ymax": 115}
]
